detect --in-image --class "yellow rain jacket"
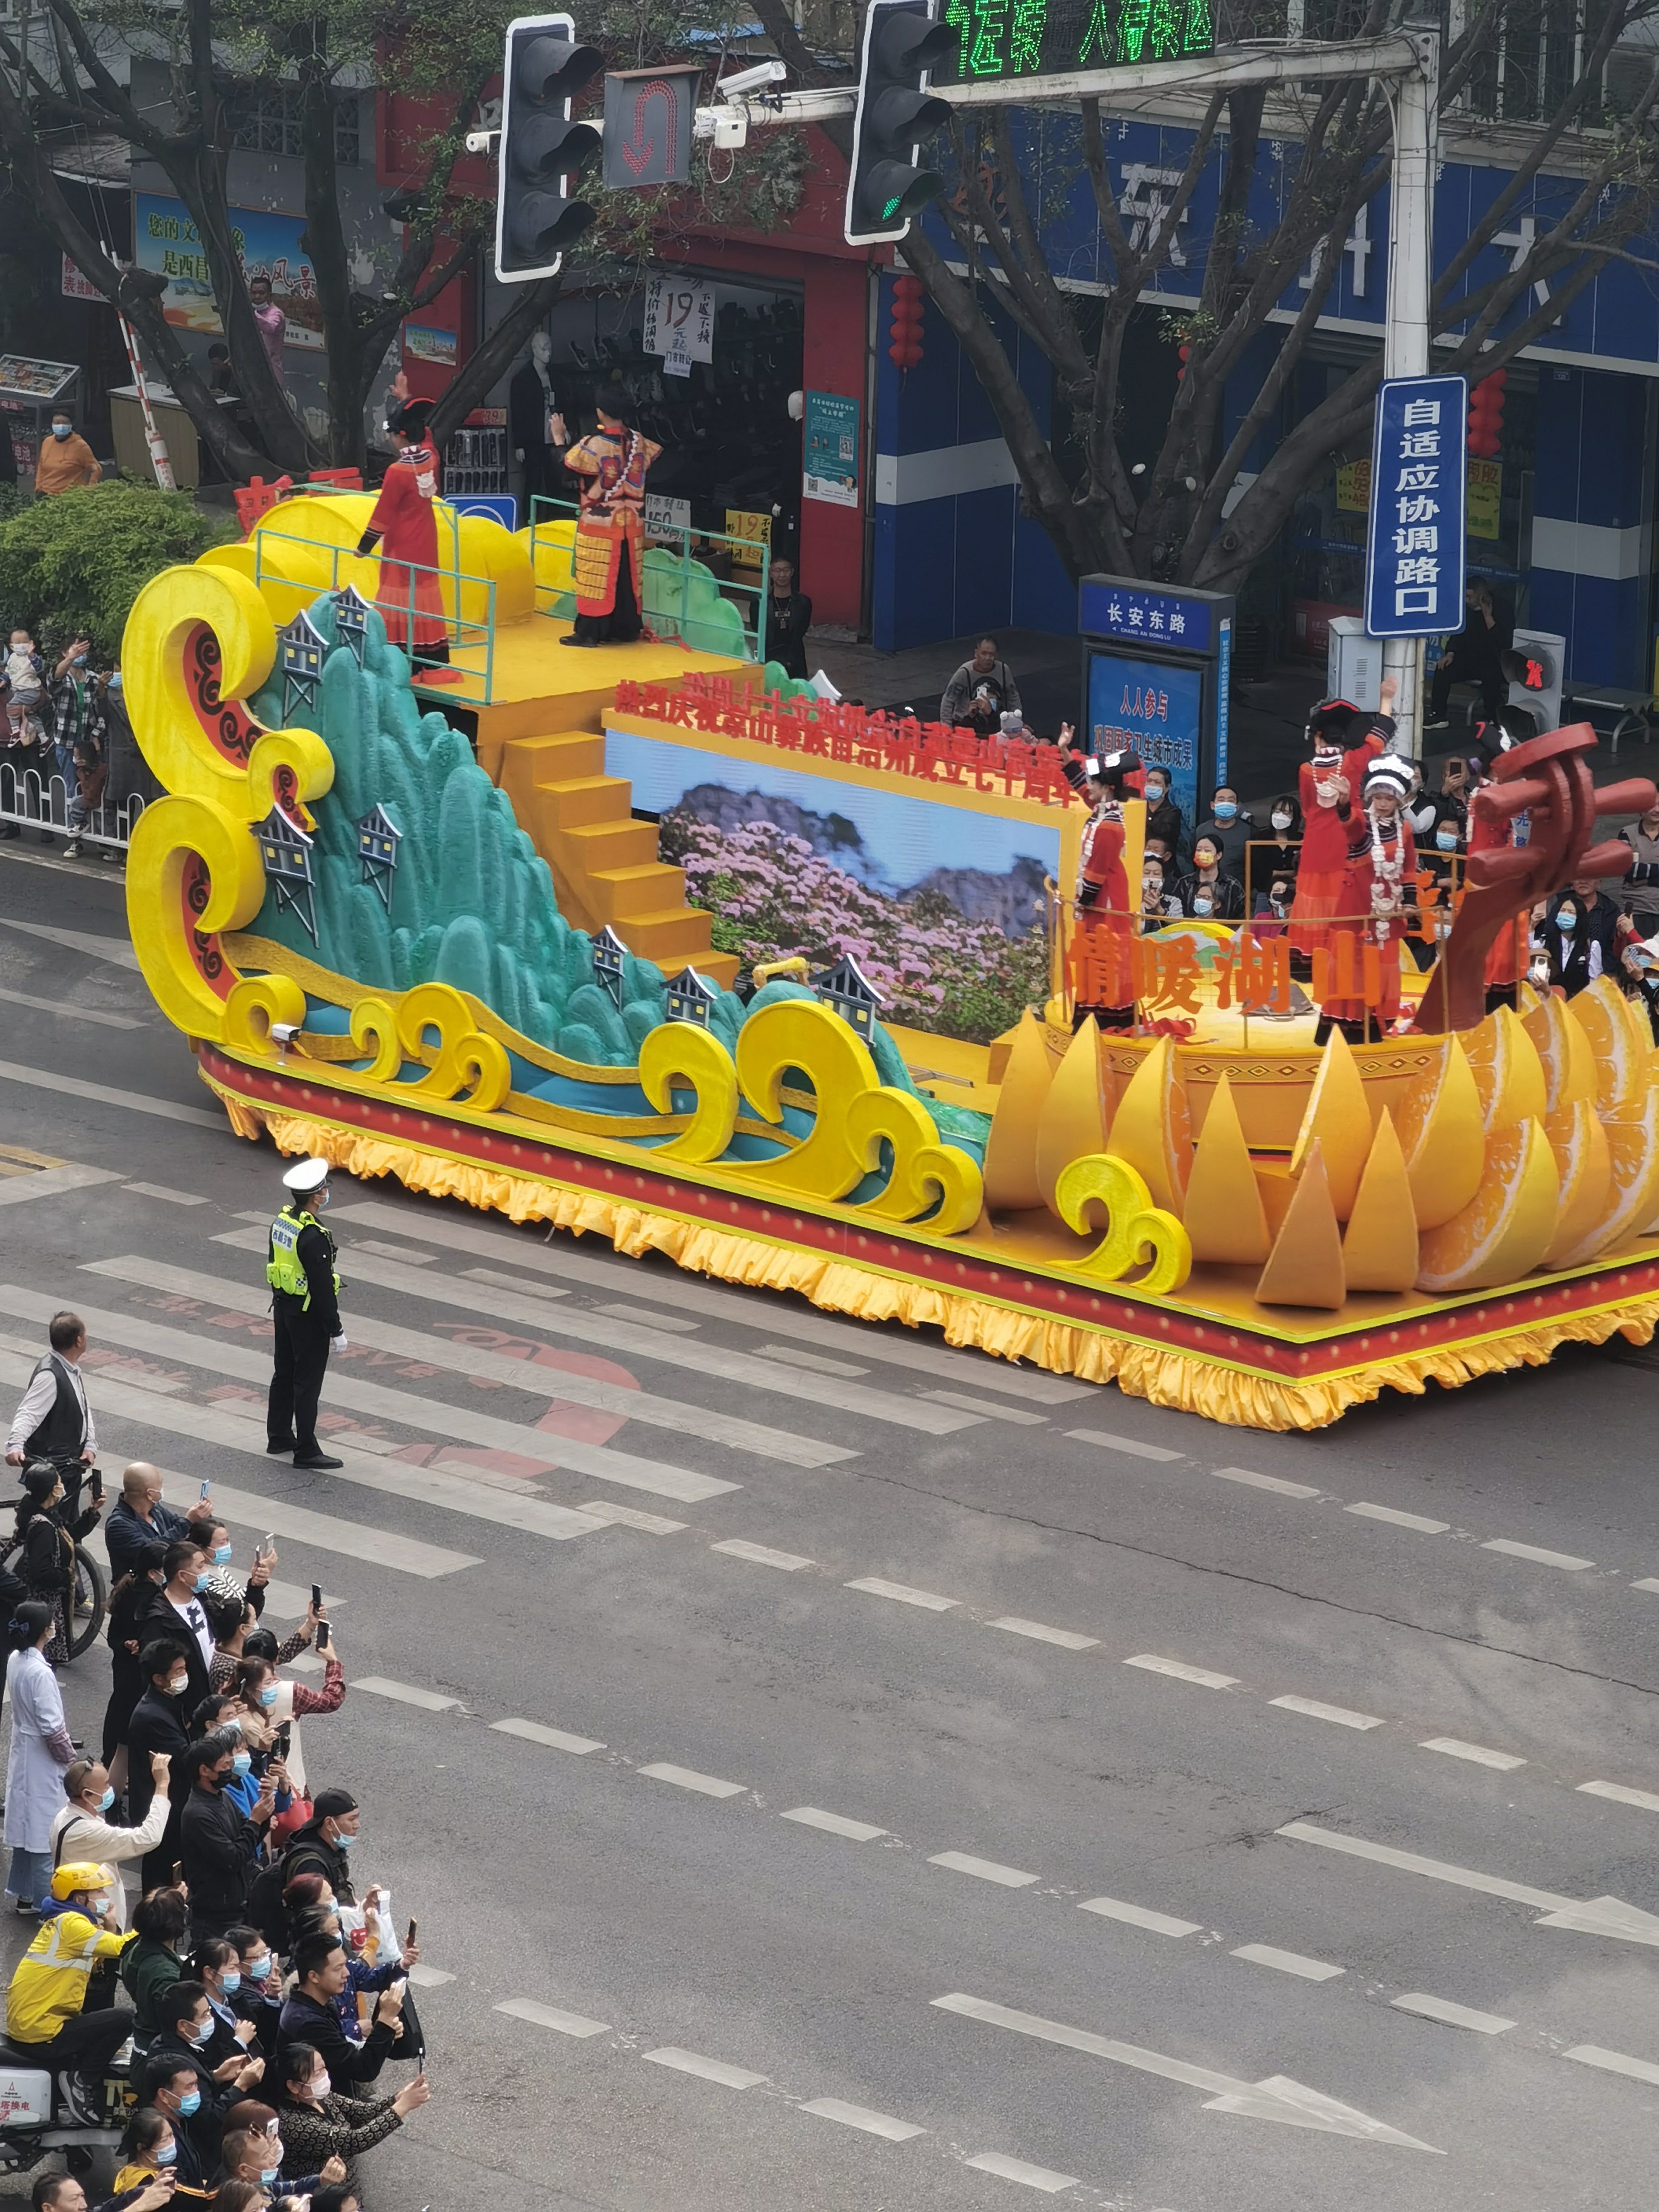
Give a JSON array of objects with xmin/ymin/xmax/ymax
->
[{"xmin": 6, "ymin": 1907, "xmax": 132, "ymax": 2042}]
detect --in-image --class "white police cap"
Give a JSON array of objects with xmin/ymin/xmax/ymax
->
[{"xmin": 281, "ymin": 1156, "xmax": 331, "ymax": 1193}]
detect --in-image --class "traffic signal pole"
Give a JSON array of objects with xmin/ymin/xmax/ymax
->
[{"xmin": 1378, "ymin": 28, "xmax": 1439, "ymax": 762}]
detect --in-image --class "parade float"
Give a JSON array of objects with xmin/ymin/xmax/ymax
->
[{"xmin": 119, "ymin": 488, "xmax": 1659, "ymax": 1431}]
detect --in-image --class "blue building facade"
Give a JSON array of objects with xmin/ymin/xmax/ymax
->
[{"xmin": 872, "ymin": 108, "xmax": 1659, "ymax": 692}]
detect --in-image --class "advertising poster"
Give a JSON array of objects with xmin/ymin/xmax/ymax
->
[
  {"xmin": 803, "ymin": 390, "xmax": 859, "ymax": 508},
  {"xmin": 404, "ymin": 325, "xmax": 456, "ymax": 367},
  {"xmin": 1466, "ymin": 458, "xmax": 1501, "ymax": 539},
  {"xmin": 134, "ymin": 192, "xmax": 324, "ymax": 349},
  {"xmin": 1087, "ymin": 652, "xmax": 1204, "ymax": 849},
  {"xmin": 725, "ymin": 508, "xmax": 771, "ymax": 569},
  {"xmin": 605, "ymin": 727, "xmax": 1057, "ymax": 1043},
  {"xmin": 642, "ymin": 276, "xmax": 713, "ymax": 366}
]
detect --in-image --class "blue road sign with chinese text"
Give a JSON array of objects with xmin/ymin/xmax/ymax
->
[
  {"xmin": 1077, "ymin": 579, "xmax": 1213, "ymax": 652},
  {"xmin": 1364, "ymin": 374, "xmax": 1468, "ymax": 637}
]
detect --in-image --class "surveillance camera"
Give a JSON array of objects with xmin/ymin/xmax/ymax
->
[
  {"xmin": 716, "ymin": 58, "xmax": 787, "ymax": 98},
  {"xmin": 464, "ymin": 128, "xmax": 500, "ymax": 156},
  {"xmin": 270, "ymin": 1022, "xmax": 301, "ymax": 1048}
]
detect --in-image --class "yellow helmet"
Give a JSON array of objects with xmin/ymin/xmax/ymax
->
[{"xmin": 50, "ymin": 1861, "xmax": 112, "ymax": 1902}]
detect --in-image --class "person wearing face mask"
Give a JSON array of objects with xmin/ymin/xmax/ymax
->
[
  {"xmin": 126, "ymin": 1641, "xmax": 195, "ymax": 1887},
  {"xmin": 180, "ymin": 1731, "xmax": 283, "ymax": 1942},
  {"xmin": 1622, "ymin": 926, "xmax": 1659, "ymax": 1039},
  {"xmin": 1173, "ymin": 836, "xmax": 1245, "ymax": 924},
  {"xmin": 14, "ymin": 1460, "xmax": 101, "ymax": 1661},
  {"xmin": 1433, "ymin": 754, "xmax": 1471, "ymax": 833},
  {"xmin": 1250, "ymin": 793, "xmax": 1302, "ymax": 922},
  {"xmin": 49, "ymin": 637, "xmax": 107, "ymax": 857},
  {"xmin": 147, "ymin": 1980, "xmax": 267, "ymax": 2140},
  {"xmin": 104, "ymin": 1538, "xmax": 169, "ymax": 1783},
  {"xmin": 112, "ymin": 2103, "xmax": 183, "ymax": 2196},
  {"xmin": 217, "ymin": 2124, "xmax": 344, "ymax": 2203},
  {"xmin": 32, "ymin": 409, "xmax": 101, "ymax": 495},
  {"xmin": 139, "ymin": 2056, "xmax": 213, "ymax": 2186},
  {"xmin": 5, "ymin": 1860, "xmax": 136, "ymax": 2123},
  {"xmin": 274, "ymin": 2038, "xmax": 429, "ymax": 2194},
  {"xmin": 195, "ymin": 1523, "xmax": 273, "ymax": 1617},
  {"xmin": 141, "ymin": 1542, "xmax": 220, "ymax": 1712},
  {"xmin": 1316, "ymin": 753, "xmax": 1418, "ymax": 1043},
  {"xmin": 1541, "ymin": 874, "xmax": 1621, "ymax": 997},
  {"xmin": 121, "ymin": 1883, "xmax": 190, "ymax": 2036},
  {"xmin": 1620, "ymin": 796, "xmax": 1659, "ymax": 942},
  {"xmin": 279, "ymin": 1789, "xmax": 360, "ymax": 1906},
  {"xmin": 192, "ymin": 1938, "xmax": 261, "ymax": 2071},
  {"xmin": 1139, "ymin": 852, "xmax": 1179, "ymax": 931},
  {"xmin": 1190, "ymin": 785, "xmax": 1253, "ymax": 877},
  {"xmin": 1140, "ymin": 767, "xmax": 1184, "ymax": 862},
  {"xmin": 226, "ymin": 1928, "xmax": 283, "ymax": 2056},
  {"xmin": 265, "ymin": 1158, "xmax": 346, "ymax": 1474},
  {"xmin": 105, "ymin": 1463, "xmax": 218, "ymax": 1584},
  {"xmin": 47, "ymin": 1755, "xmax": 172, "ymax": 1927},
  {"xmin": 4, "ymin": 1601, "xmax": 76, "ymax": 1916}
]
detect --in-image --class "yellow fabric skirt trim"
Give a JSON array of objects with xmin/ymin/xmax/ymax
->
[{"xmin": 208, "ymin": 1082, "xmax": 1659, "ymax": 1434}]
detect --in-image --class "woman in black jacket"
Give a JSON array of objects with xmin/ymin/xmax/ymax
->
[
  {"xmin": 103, "ymin": 1540, "xmax": 169, "ymax": 1778},
  {"xmin": 15, "ymin": 1460, "xmax": 100, "ymax": 1663}
]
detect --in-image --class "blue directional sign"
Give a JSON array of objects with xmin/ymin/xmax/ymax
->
[
  {"xmin": 1364, "ymin": 374, "xmax": 1469, "ymax": 637},
  {"xmin": 1076, "ymin": 578, "xmax": 1213, "ymax": 652}
]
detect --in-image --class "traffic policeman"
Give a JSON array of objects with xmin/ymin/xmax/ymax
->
[{"xmin": 264, "ymin": 1157, "xmax": 346, "ymax": 1471}]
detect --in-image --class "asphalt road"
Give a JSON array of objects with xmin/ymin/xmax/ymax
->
[{"xmin": 1, "ymin": 839, "xmax": 1657, "ymax": 2212}]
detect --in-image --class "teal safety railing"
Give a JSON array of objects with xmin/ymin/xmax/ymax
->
[
  {"xmin": 528, "ymin": 495, "xmax": 768, "ymax": 663},
  {"xmin": 252, "ymin": 525, "xmax": 497, "ymax": 705}
]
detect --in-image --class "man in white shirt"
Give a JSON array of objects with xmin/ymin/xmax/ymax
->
[
  {"xmin": 5, "ymin": 1310, "xmax": 97, "ymax": 1517},
  {"xmin": 140, "ymin": 1540, "xmax": 217, "ymax": 1710}
]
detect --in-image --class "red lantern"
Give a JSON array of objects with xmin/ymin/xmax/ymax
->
[
  {"xmin": 889, "ymin": 273, "xmax": 925, "ymax": 370},
  {"xmin": 1176, "ymin": 342, "xmax": 1190, "ymax": 384},
  {"xmin": 1467, "ymin": 369, "xmax": 1506, "ymax": 460}
]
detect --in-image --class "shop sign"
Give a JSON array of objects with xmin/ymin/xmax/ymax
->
[
  {"xmin": 643, "ymin": 276, "xmax": 714, "ymax": 369},
  {"xmin": 1335, "ymin": 457, "xmax": 1370, "ymax": 512},
  {"xmin": 405, "ymin": 325, "xmax": 457, "ymax": 366},
  {"xmin": 61, "ymin": 257, "xmax": 104, "ymax": 303},
  {"xmin": 803, "ymin": 389, "xmax": 860, "ymax": 508},
  {"xmin": 726, "ymin": 509, "xmax": 772, "ymax": 568},
  {"xmin": 645, "ymin": 494, "xmax": 691, "ymax": 535},
  {"xmin": 1466, "ymin": 457, "xmax": 1501, "ymax": 540}
]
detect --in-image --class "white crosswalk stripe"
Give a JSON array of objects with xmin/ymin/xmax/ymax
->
[{"xmin": 100, "ymin": 1247, "xmax": 853, "ymax": 1470}]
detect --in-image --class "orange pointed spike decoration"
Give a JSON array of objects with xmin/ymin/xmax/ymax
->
[
  {"xmin": 981, "ymin": 1009, "xmax": 1057, "ymax": 1213},
  {"xmin": 1105, "ymin": 1034, "xmax": 1191, "ymax": 1217},
  {"xmin": 1186, "ymin": 1072, "xmax": 1271, "ymax": 1264},
  {"xmin": 1255, "ymin": 1138, "xmax": 1347, "ymax": 1310},
  {"xmin": 1393, "ymin": 1033, "xmax": 1484, "ymax": 1229},
  {"xmin": 1290, "ymin": 1027, "xmax": 1371, "ymax": 1220},
  {"xmin": 1341, "ymin": 1109, "xmax": 1420, "ymax": 1293},
  {"xmin": 1036, "ymin": 1017, "xmax": 1114, "ymax": 1216}
]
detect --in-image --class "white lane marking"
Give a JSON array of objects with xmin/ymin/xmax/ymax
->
[
  {"xmin": 1078, "ymin": 1897, "xmax": 1200, "ymax": 1939},
  {"xmin": 1271, "ymin": 1694, "xmax": 1385, "ymax": 1731},
  {"xmin": 151, "ymin": 1245, "xmax": 820, "ymax": 1473},
  {"xmin": 1124, "ymin": 1654, "xmax": 1238, "ymax": 1690},
  {"xmin": 0, "ymin": 984, "xmax": 141, "ymax": 1028},
  {"xmin": 577, "ymin": 1502, "xmax": 686, "ymax": 1535},
  {"xmin": 595, "ymin": 1301, "xmax": 698, "ymax": 1332},
  {"xmin": 1347, "ymin": 1502, "xmax": 1450, "ymax": 1534},
  {"xmin": 212, "ymin": 1230, "xmax": 973, "ymax": 1440},
  {"xmin": 405, "ymin": 1964, "xmax": 454, "ymax": 1987},
  {"xmin": 1421, "ymin": 1738, "xmax": 1527, "ymax": 1772},
  {"xmin": 1275, "ymin": 1820, "xmax": 1659, "ymax": 1944},
  {"xmin": 354, "ymin": 1675, "xmax": 460, "ymax": 1713},
  {"xmin": 289, "ymin": 1651, "xmax": 326, "ymax": 1674},
  {"xmin": 1066, "ymin": 1429, "xmax": 1183, "ymax": 1462},
  {"xmin": 992, "ymin": 1617, "xmax": 1099, "ymax": 1652},
  {"xmin": 799, "ymin": 2097, "xmax": 924, "ymax": 2142},
  {"xmin": 0, "ymin": 916, "xmax": 141, "ymax": 969},
  {"xmin": 258, "ymin": 1579, "xmax": 340, "ymax": 1620},
  {"xmin": 492, "ymin": 1718, "xmax": 605, "ymax": 1754},
  {"xmin": 124, "ymin": 1182, "xmax": 210, "ymax": 1207},
  {"xmin": 460, "ymin": 1266, "xmax": 571, "ymax": 1302},
  {"xmin": 922, "ymin": 1389, "xmax": 1047, "ymax": 1425},
  {"xmin": 1578, "ymin": 1780, "xmax": 1659, "ymax": 1813},
  {"xmin": 494, "ymin": 1998, "xmax": 609, "ymax": 2037},
  {"xmin": 638, "ymin": 1762, "xmax": 746, "ymax": 1798},
  {"xmin": 1632, "ymin": 1578, "xmax": 1659, "ymax": 1595},
  {"xmin": 1213, "ymin": 1466, "xmax": 1321, "ymax": 1499},
  {"xmin": 930, "ymin": 1993, "xmax": 1439, "ymax": 2150},
  {"xmin": 45, "ymin": 1281, "xmax": 736, "ymax": 1508},
  {"xmin": 0, "ymin": 1059, "xmax": 224, "ymax": 1128},
  {"xmin": 1231, "ymin": 1943, "xmax": 1345, "ymax": 1982},
  {"xmin": 643, "ymin": 2047, "xmax": 767, "ymax": 2090},
  {"xmin": 964, "ymin": 2151, "xmax": 1080, "ymax": 2192},
  {"xmin": 711, "ymin": 1538, "xmax": 814, "ymax": 1571},
  {"xmin": 1391, "ymin": 1993, "xmax": 1515, "ymax": 2035},
  {"xmin": 356, "ymin": 1239, "xmax": 437, "ymax": 1265},
  {"xmin": 1481, "ymin": 1537, "xmax": 1594, "ymax": 1571},
  {"xmin": 1, "ymin": 1343, "xmax": 585, "ymax": 1554},
  {"xmin": 756, "ymin": 1344, "xmax": 869, "ymax": 1377},
  {"xmin": 780, "ymin": 1806, "xmax": 888, "ymax": 1842},
  {"xmin": 1564, "ymin": 2043, "xmax": 1659, "ymax": 2086},
  {"xmin": 335, "ymin": 1198, "xmax": 1090, "ymax": 1403},
  {"xmin": 929, "ymin": 1851, "xmax": 1040, "ymax": 1888},
  {"xmin": 845, "ymin": 1576, "xmax": 959, "ymax": 1612},
  {"xmin": 0, "ymin": 1162, "xmax": 124, "ymax": 1209}
]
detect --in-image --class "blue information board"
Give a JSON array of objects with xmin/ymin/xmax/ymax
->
[
  {"xmin": 1364, "ymin": 375, "xmax": 1469, "ymax": 638},
  {"xmin": 1077, "ymin": 579, "xmax": 1213, "ymax": 653},
  {"xmin": 1086, "ymin": 654, "xmax": 1204, "ymax": 845}
]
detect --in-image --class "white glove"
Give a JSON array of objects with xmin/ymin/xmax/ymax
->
[{"xmin": 331, "ymin": 1332, "xmax": 347, "ymax": 1352}]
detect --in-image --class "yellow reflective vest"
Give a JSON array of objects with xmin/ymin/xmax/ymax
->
[
  {"xmin": 7, "ymin": 1908, "xmax": 132, "ymax": 2042},
  {"xmin": 266, "ymin": 1204, "xmax": 340, "ymax": 1311}
]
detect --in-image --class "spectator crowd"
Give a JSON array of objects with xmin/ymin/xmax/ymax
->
[
  {"xmin": 0, "ymin": 626, "xmax": 136, "ymax": 860},
  {"xmin": 1, "ymin": 1439, "xmax": 431, "ymax": 2212}
]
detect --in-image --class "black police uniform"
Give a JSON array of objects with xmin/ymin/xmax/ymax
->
[{"xmin": 265, "ymin": 1205, "xmax": 343, "ymax": 1466}]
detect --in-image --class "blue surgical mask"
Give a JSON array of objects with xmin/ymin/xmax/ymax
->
[
  {"xmin": 177, "ymin": 2091, "xmax": 202, "ymax": 2116},
  {"xmin": 1193, "ymin": 895, "xmax": 1213, "ymax": 916},
  {"xmin": 1436, "ymin": 829, "xmax": 1457, "ymax": 851},
  {"xmin": 259, "ymin": 1686, "xmax": 278, "ymax": 1708},
  {"xmin": 317, "ymin": 1187, "xmax": 330, "ymax": 1208},
  {"xmin": 72, "ymin": 653, "xmax": 87, "ymax": 666},
  {"xmin": 213, "ymin": 1545, "xmax": 232, "ymax": 1565},
  {"xmin": 247, "ymin": 1953, "xmax": 272, "ymax": 1980},
  {"xmin": 221, "ymin": 1970, "xmax": 241, "ymax": 1994},
  {"xmin": 1213, "ymin": 801, "xmax": 1236, "ymax": 820},
  {"xmin": 1557, "ymin": 907, "xmax": 1577, "ymax": 928},
  {"xmin": 260, "ymin": 2170, "xmax": 278, "ymax": 2188},
  {"xmin": 96, "ymin": 1786, "xmax": 115, "ymax": 1811},
  {"xmin": 232, "ymin": 1750, "xmax": 252, "ymax": 1776},
  {"xmin": 51, "ymin": 423, "xmax": 70, "ymax": 440},
  {"xmin": 333, "ymin": 1829, "xmax": 352, "ymax": 1849},
  {"xmin": 193, "ymin": 1571, "xmax": 212, "ymax": 1591},
  {"xmin": 156, "ymin": 2145, "xmax": 177, "ymax": 2168}
]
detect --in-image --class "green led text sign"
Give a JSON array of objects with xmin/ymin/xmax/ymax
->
[{"xmin": 935, "ymin": 0, "xmax": 1215, "ymax": 81}]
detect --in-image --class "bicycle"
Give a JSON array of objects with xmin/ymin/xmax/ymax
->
[{"xmin": 0, "ymin": 1532, "xmax": 107, "ymax": 1660}]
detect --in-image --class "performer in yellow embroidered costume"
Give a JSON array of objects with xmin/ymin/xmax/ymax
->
[{"xmin": 552, "ymin": 395, "xmax": 663, "ymax": 647}]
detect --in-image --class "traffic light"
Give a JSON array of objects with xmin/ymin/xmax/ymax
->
[
  {"xmin": 845, "ymin": 0, "xmax": 956, "ymax": 248},
  {"xmin": 495, "ymin": 12, "xmax": 605, "ymax": 283},
  {"xmin": 1503, "ymin": 627, "xmax": 1564, "ymax": 735}
]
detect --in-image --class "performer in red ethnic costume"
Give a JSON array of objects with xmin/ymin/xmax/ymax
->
[
  {"xmin": 355, "ymin": 396, "xmax": 458, "ymax": 679},
  {"xmin": 1066, "ymin": 749, "xmax": 1140, "ymax": 1033},
  {"xmin": 552, "ymin": 394, "xmax": 663, "ymax": 647},
  {"xmin": 1290, "ymin": 671, "xmax": 1395, "ymax": 968},
  {"xmin": 1467, "ymin": 715, "xmax": 1530, "ymax": 1011},
  {"xmin": 1316, "ymin": 751, "xmax": 1418, "ymax": 1044}
]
